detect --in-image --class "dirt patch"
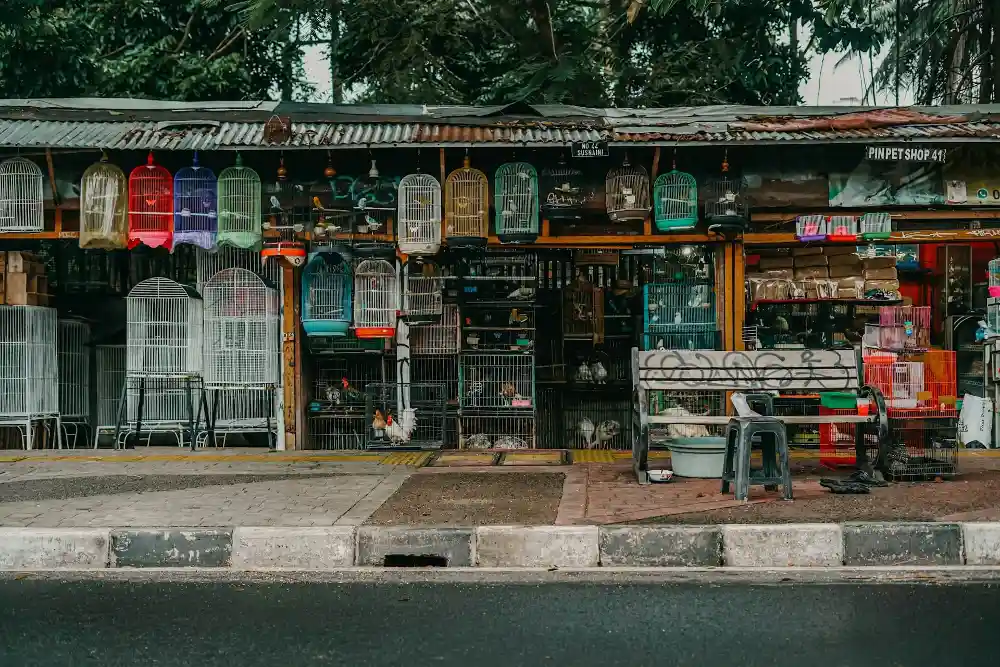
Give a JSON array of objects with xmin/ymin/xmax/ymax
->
[{"xmin": 365, "ymin": 472, "xmax": 564, "ymax": 526}]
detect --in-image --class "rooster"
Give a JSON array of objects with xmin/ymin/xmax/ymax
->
[
  {"xmin": 341, "ymin": 377, "xmax": 364, "ymax": 402},
  {"xmin": 384, "ymin": 414, "xmax": 415, "ymax": 444}
]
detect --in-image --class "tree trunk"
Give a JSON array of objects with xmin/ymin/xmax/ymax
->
[
  {"xmin": 980, "ymin": 0, "xmax": 992, "ymax": 103},
  {"xmin": 527, "ymin": 0, "xmax": 559, "ymax": 61}
]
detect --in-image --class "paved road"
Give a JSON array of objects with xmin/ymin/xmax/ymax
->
[{"xmin": 0, "ymin": 578, "xmax": 996, "ymax": 666}]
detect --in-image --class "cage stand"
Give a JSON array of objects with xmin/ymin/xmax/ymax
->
[{"xmin": 112, "ymin": 376, "xmax": 210, "ymax": 451}]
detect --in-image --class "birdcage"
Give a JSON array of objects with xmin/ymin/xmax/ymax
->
[
  {"xmin": 990, "ymin": 297, "xmax": 1000, "ymax": 331},
  {"xmin": 402, "ymin": 262, "xmax": 444, "ymax": 324},
  {"xmin": 879, "ymin": 305, "xmax": 931, "ymax": 350},
  {"xmin": 703, "ymin": 177, "xmax": 748, "ymax": 232},
  {"xmin": 459, "ymin": 414, "xmax": 535, "ymax": 450},
  {"xmin": 172, "ymin": 154, "xmax": 218, "ymax": 250},
  {"xmin": 864, "ymin": 351, "xmax": 957, "ymax": 418},
  {"xmin": 195, "ymin": 246, "xmax": 279, "ymax": 294},
  {"xmin": 444, "ymin": 157, "xmax": 489, "ymax": 246},
  {"xmin": 538, "ymin": 388, "xmax": 631, "ymax": 450},
  {"xmin": 203, "ymin": 268, "xmax": 279, "ymax": 388},
  {"xmin": 79, "ymin": 154, "xmax": 127, "ymax": 249},
  {"xmin": 411, "ymin": 304, "xmax": 460, "ymax": 355},
  {"xmin": 653, "ymin": 169, "xmax": 698, "ymax": 232},
  {"xmin": 0, "ymin": 157, "xmax": 44, "ymax": 232},
  {"xmin": 541, "ymin": 160, "xmax": 593, "ymax": 220},
  {"xmin": 605, "ymin": 158, "xmax": 650, "ymax": 222},
  {"xmin": 494, "ymin": 162, "xmax": 539, "ymax": 243},
  {"xmin": 260, "ymin": 166, "xmax": 307, "ymax": 266},
  {"xmin": 217, "ymin": 154, "xmax": 262, "ymax": 250},
  {"xmin": 397, "ymin": 173, "xmax": 442, "ymax": 256},
  {"xmin": 883, "ymin": 418, "xmax": 958, "ymax": 481},
  {"xmin": 0, "ymin": 306, "xmax": 58, "ymax": 449},
  {"xmin": 92, "ymin": 344, "xmax": 125, "ymax": 447},
  {"xmin": 128, "ymin": 153, "xmax": 173, "ymax": 249},
  {"xmin": 462, "ymin": 304, "xmax": 535, "ymax": 352},
  {"xmin": 827, "ymin": 215, "xmax": 858, "ymax": 242},
  {"xmin": 795, "ymin": 214, "xmax": 827, "ymax": 242},
  {"xmin": 354, "ymin": 259, "xmax": 398, "ymax": 338},
  {"xmin": 57, "ymin": 318, "xmax": 89, "ymax": 422},
  {"xmin": 307, "ymin": 353, "xmax": 395, "ymax": 450},
  {"xmin": 860, "ymin": 212, "xmax": 892, "ymax": 240},
  {"xmin": 364, "ymin": 382, "xmax": 447, "ymax": 450},
  {"xmin": 459, "ymin": 353, "xmax": 534, "ymax": 412},
  {"xmin": 643, "ymin": 282, "xmax": 716, "ymax": 351},
  {"xmin": 126, "ymin": 277, "xmax": 203, "ymax": 378},
  {"xmin": 301, "ymin": 248, "xmax": 352, "ymax": 338},
  {"xmin": 646, "ymin": 390, "xmax": 726, "ymax": 442},
  {"xmin": 989, "ymin": 259, "xmax": 1000, "ymax": 297},
  {"xmin": 564, "ymin": 276, "xmax": 604, "ymax": 343}
]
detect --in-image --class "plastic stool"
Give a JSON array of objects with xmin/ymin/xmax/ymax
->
[{"xmin": 721, "ymin": 416, "xmax": 792, "ymax": 501}]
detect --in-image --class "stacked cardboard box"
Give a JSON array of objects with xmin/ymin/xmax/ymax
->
[
  {"xmin": 747, "ymin": 246, "xmax": 863, "ymax": 300},
  {"xmin": 861, "ymin": 256, "xmax": 899, "ymax": 297},
  {"xmin": 1, "ymin": 251, "xmax": 49, "ymax": 306}
]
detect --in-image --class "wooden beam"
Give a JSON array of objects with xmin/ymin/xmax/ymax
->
[
  {"xmin": 486, "ymin": 233, "xmax": 721, "ymax": 248},
  {"xmin": 44, "ymin": 148, "xmax": 59, "ymax": 206},
  {"xmin": 732, "ymin": 240, "xmax": 746, "ymax": 351},
  {"xmin": 439, "ymin": 148, "xmax": 447, "ymax": 243},
  {"xmin": 752, "ymin": 209, "xmax": 1000, "ymax": 224},
  {"xmin": 0, "ymin": 231, "xmax": 78, "ymax": 240},
  {"xmin": 281, "ymin": 263, "xmax": 298, "ymax": 451},
  {"xmin": 651, "ymin": 146, "xmax": 661, "ymax": 180},
  {"xmin": 744, "ymin": 228, "xmax": 1000, "ymax": 245}
]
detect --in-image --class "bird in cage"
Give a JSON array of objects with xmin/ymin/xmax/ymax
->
[
  {"xmin": 688, "ymin": 284, "xmax": 710, "ymax": 309},
  {"xmin": 595, "ymin": 420, "xmax": 621, "ymax": 447},
  {"xmin": 589, "ymin": 359, "xmax": 608, "ymax": 384},
  {"xmin": 621, "ymin": 186, "xmax": 636, "ymax": 208},
  {"xmin": 466, "ymin": 433, "xmax": 492, "ymax": 449},
  {"xmin": 674, "ymin": 311, "xmax": 683, "ymax": 325},
  {"xmin": 269, "ymin": 196, "xmax": 281, "ymax": 213},
  {"xmin": 507, "ymin": 286, "xmax": 535, "ymax": 300},
  {"xmin": 575, "ymin": 362, "xmax": 594, "ymax": 383},
  {"xmin": 655, "ymin": 338, "xmax": 666, "ymax": 350},
  {"xmin": 578, "ymin": 417, "xmax": 596, "ymax": 448},
  {"xmin": 661, "ymin": 405, "xmax": 711, "ymax": 439},
  {"xmin": 372, "ymin": 409, "xmax": 387, "ymax": 436},
  {"xmin": 384, "ymin": 414, "xmax": 413, "ymax": 444},
  {"xmin": 341, "ymin": 377, "xmax": 364, "ymax": 402},
  {"xmin": 495, "ymin": 435, "xmax": 529, "ymax": 449},
  {"xmin": 324, "ymin": 383, "xmax": 342, "ymax": 406}
]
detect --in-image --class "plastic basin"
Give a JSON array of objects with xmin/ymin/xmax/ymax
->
[{"xmin": 667, "ymin": 436, "xmax": 727, "ymax": 478}]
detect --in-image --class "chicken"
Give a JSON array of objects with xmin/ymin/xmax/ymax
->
[
  {"xmin": 575, "ymin": 362, "xmax": 593, "ymax": 384},
  {"xmin": 589, "ymin": 361, "xmax": 608, "ymax": 384},
  {"xmin": 578, "ymin": 418, "xmax": 596, "ymax": 448},
  {"xmin": 384, "ymin": 414, "xmax": 411, "ymax": 444},
  {"xmin": 341, "ymin": 377, "xmax": 364, "ymax": 402},
  {"xmin": 659, "ymin": 406, "xmax": 711, "ymax": 439},
  {"xmin": 324, "ymin": 383, "xmax": 342, "ymax": 406},
  {"xmin": 465, "ymin": 433, "xmax": 492, "ymax": 450},
  {"xmin": 594, "ymin": 420, "xmax": 621, "ymax": 447},
  {"xmin": 372, "ymin": 409, "xmax": 387, "ymax": 435},
  {"xmin": 495, "ymin": 435, "xmax": 528, "ymax": 449}
]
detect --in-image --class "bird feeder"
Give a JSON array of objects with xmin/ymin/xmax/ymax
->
[
  {"xmin": 79, "ymin": 153, "xmax": 127, "ymax": 249},
  {"xmin": 0, "ymin": 157, "xmax": 44, "ymax": 232},
  {"xmin": 217, "ymin": 154, "xmax": 262, "ymax": 250},
  {"xmin": 653, "ymin": 169, "xmax": 698, "ymax": 232},
  {"xmin": 605, "ymin": 156, "xmax": 650, "ymax": 222},
  {"xmin": 827, "ymin": 215, "xmax": 858, "ymax": 242},
  {"xmin": 397, "ymin": 173, "xmax": 442, "ymax": 256},
  {"xmin": 302, "ymin": 248, "xmax": 353, "ymax": 338},
  {"xmin": 860, "ymin": 212, "xmax": 892, "ymax": 241},
  {"xmin": 128, "ymin": 152, "xmax": 173, "ymax": 250},
  {"xmin": 445, "ymin": 156, "xmax": 489, "ymax": 247},
  {"xmin": 494, "ymin": 162, "xmax": 539, "ymax": 243},
  {"xmin": 353, "ymin": 259, "xmax": 398, "ymax": 338},
  {"xmin": 795, "ymin": 214, "xmax": 827, "ymax": 242},
  {"xmin": 173, "ymin": 153, "xmax": 218, "ymax": 250}
]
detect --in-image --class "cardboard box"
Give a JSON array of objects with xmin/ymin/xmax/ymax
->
[
  {"xmin": 862, "ymin": 256, "xmax": 896, "ymax": 271},
  {"xmin": 794, "ymin": 266, "xmax": 830, "ymax": 280},
  {"xmin": 4, "ymin": 272, "xmax": 28, "ymax": 305},
  {"xmin": 5, "ymin": 251, "xmax": 39, "ymax": 274},
  {"xmin": 829, "ymin": 263, "xmax": 862, "ymax": 278},
  {"xmin": 0, "ymin": 252, "xmax": 5, "ymax": 273},
  {"xmin": 863, "ymin": 267, "xmax": 898, "ymax": 281},
  {"xmin": 792, "ymin": 246, "xmax": 825, "ymax": 257},
  {"xmin": 793, "ymin": 255, "xmax": 828, "ymax": 268},
  {"xmin": 838, "ymin": 288, "xmax": 859, "ymax": 299},
  {"xmin": 865, "ymin": 279, "xmax": 901, "ymax": 292},
  {"xmin": 824, "ymin": 245, "xmax": 859, "ymax": 256},
  {"xmin": 759, "ymin": 256, "xmax": 795, "ymax": 270},
  {"xmin": 827, "ymin": 253, "xmax": 861, "ymax": 267}
]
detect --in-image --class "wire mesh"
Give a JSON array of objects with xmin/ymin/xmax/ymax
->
[
  {"xmin": 354, "ymin": 259, "xmax": 397, "ymax": 337},
  {"xmin": 563, "ymin": 276, "xmax": 604, "ymax": 342},
  {"xmin": 828, "ymin": 215, "xmax": 858, "ymax": 239},
  {"xmin": 397, "ymin": 173, "xmax": 442, "ymax": 255},
  {"xmin": 462, "ymin": 304, "xmax": 535, "ymax": 352},
  {"xmin": 409, "ymin": 354, "xmax": 459, "ymax": 406},
  {"xmin": 307, "ymin": 354, "xmax": 395, "ymax": 450},
  {"xmin": 217, "ymin": 155, "xmax": 262, "ymax": 250},
  {"xmin": 57, "ymin": 319, "xmax": 90, "ymax": 420},
  {"xmin": 795, "ymin": 214, "xmax": 827, "ymax": 240},
  {"xmin": 459, "ymin": 353, "xmax": 534, "ymax": 412},
  {"xmin": 122, "ymin": 376, "xmax": 200, "ymax": 444},
  {"xmin": 538, "ymin": 387, "xmax": 631, "ymax": 450},
  {"xmin": 173, "ymin": 155, "xmax": 218, "ymax": 250},
  {"xmin": 653, "ymin": 169, "xmax": 698, "ymax": 231},
  {"xmin": 80, "ymin": 156, "xmax": 128, "ymax": 249},
  {"xmin": 864, "ymin": 350, "xmax": 958, "ymax": 418},
  {"xmin": 128, "ymin": 153, "xmax": 173, "ymax": 249},
  {"xmin": 126, "ymin": 278, "xmax": 203, "ymax": 378},
  {"xmin": 646, "ymin": 390, "xmax": 724, "ymax": 443},
  {"xmin": 410, "ymin": 304, "xmax": 460, "ymax": 355},
  {"xmin": 0, "ymin": 157, "xmax": 43, "ymax": 232},
  {"xmin": 195, "ymin": 245, "xmax": 279, "ymax": 294},
  {"xmin": 363, "ymin": 382, "xmax": 446, "ymax": 449},
  {"xmin": 859, "ymin": 212, "xmax": 892, "ymax": 238},
  {"xmin": 460, "ymin": 414, "xmax": 534, "ymax": 449},
  {"xmin": 403, "ymin": 273, "xmax": 444, "ymax": 321},
  {"xmin": 207, "ymin": 388, "xmax": 276, "ymax": 435},
  {"xmin": 605, "ymin": 159, "xmax": 651, "ymax": 221},
  {"xmin": 878, "ymin": 305, "xmax": 931, "ymax": 350},
  {"xmin": 445, "ymin": 158, "xmax": 489, "ymax": 242},
  {"xmin": 704, "ymin": 177, "xmax": 747, "ymax": 224},
  {"xmin": 0, "ymin": 306, "xmax": 58, "ymax": 418},
  {"xmin": 884, "ymin": 418, "xmax": 958, "ymax": 481},
  {"xmin": 494, "ymin": 162, "xmax": 539, "ymax": 240},
  {"xmin": 302, "ymin": 251, "xmax": 352, "ymax": 337},
  {"xmin": 92, "ymin": 344, "xmax": 125, "ymax": 445}
]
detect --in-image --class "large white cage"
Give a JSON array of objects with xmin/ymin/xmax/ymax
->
[
  {"xmin": 57, "ymin": 319, "xmax": 90, "ymax": 421},
  {"xmin": 93, "ymin": 344, "xmax": 126, "ymax": 447},
  {"xmin": 354, "ymin": 259, "xmax": 398, "ymax": 338},
  {"xmin": 126, "ymin": 278, "xmax": 203, "ymax": 378},
  {"xmin": 397, "ymin": 173, "xmax": 442, "ymax": 255},
  {"xmin": 195, "ymin": 246, "xmax": 280, "ymax": 296},
  {"xmin": 0, "ymin": 306, "xmax": 58, "ymax": 448},
  {"xmin": 0, "ymin": 157, "xmax": 44, "ymax": 232}
]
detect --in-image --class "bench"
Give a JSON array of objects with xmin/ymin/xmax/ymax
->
[{"xmin": 630, "ymin": 348, "xmax": 888, "ymax": 485}]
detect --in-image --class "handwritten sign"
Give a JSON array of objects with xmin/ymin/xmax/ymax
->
[
  {"xmin": 865, "ymin": 145, "xmax": 948, "ymax": 163},
  {"xmin": 571, "ymin": 141, "xmax": 609, "ymax": 158}
]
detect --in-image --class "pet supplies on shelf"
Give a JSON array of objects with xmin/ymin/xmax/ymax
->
[
  {"xmin": 494, "ymin": 162, "xmax": 539, "ymax": 243},
  {"xmin": 445, "ymin": 156, "xmax": 489, "ymax": 246},
  {"xmin": 860, "ymin": 212, "xmax": 892, "ymax": 241},
  {"xmin": 795, "ymin": 214, "xmax": 827, "ymax": 242},
  {"xmin": 79, "ymin": 153, "xmax": 127, "ymax": 249},
  {"xmin": 172, "ymin": 153, "xmax": 218, "ymax": 250},
  {"xmin": 217, "ymin": 154, "xmax": 262, "ymax": 250},
  {"xmin": 353, "ymin": 259, "xmax": 398, "ymax": 338},
  {"xmin": 302, "ymin": 248, "xmax": 352, "ymax": 338},
  {"xmin": 605, "ymin": 157, "xmax": 651, "ymax": 222},
  {"xmin": 0, "ymin": 305, "xmax": 58, "ymax": 449},
  {"xmin": 128, "ymin": 152, "xmax": 173, "ymax": 250},
  {"xmin": 0, "ymin": 157, "xmax": 43, "ymax": 233},
  {"xmin": 653, "ymin": 169, "xmax": 698, "ymax": 232},
  {"xmin": 827, "ymin": 215, "xmax": 858, "ymax": 242},
  {"xmin": 397, "ymin": 173, "xmax": 442, "ymax": 256}
]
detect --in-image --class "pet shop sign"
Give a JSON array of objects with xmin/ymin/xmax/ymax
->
[
  {"xmin": 865, "ymin": 145, "xmax": 948, "ymax": 163},
  {"xmin": 571, "ymin": 141, "xmax": 609, "ymax": 158}
]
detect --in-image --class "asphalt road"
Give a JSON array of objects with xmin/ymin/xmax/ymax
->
[{"xmin": 0, "ymin": 578, "xmax": 995, "ymax": 666}]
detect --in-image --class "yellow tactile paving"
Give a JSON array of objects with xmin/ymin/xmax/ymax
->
[
  {"xmin": 380, "ymin": 451, "xmax": 434, "ymax": 466},
  {"xmin": 501, "ymin": 451, "xmax": 564, "ymax": 465},
  {"xmin": 571, "ymin": 450, "xmax": 615, "ymax": 463},
  {"xmin": 428, "ymin": 451, "xmax": 497, "ymax": 467}
]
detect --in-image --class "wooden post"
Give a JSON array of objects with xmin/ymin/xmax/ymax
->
[
  {"xmin": 439, "ymin": 148, "xmax": 447, "ymax": 242},
  {"xmin": 732, "ymin": 240, "xmax": 746, "ymax": 351},
  {"xmin": 281, "ymin": 263, "xmax": 299, "ymax": 450},
  {"xmin": 646, "ymin": 147, "xmax": 660, "ymax": 236},
  {"xmin": 45, "ymin": 148, "xmax": 61, "ymax": 233}
]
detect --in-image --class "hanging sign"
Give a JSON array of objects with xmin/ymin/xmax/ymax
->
[
  {"xmin": 571, "ymin": 141, "xmax": 609, "ymax": 158},
  {"xmin": 865, "ymin": 145, "xmax": 948, "ymax": 163}
]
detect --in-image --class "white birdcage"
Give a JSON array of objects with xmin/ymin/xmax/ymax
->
[
  {"xmin": 605, "ymin": 157, "xmax": 651, "ymax": 222},
  {"xmin": 494, "ymin": 162, "xmax": 539, "ymax": 242},
  {"xmin": 79, "ymin": 154, "xmax": 128, "ymax": 249},
  {"xmin": 126, "ymin": 278, "xmax": 203, "ymax": 378},
  {"xmin": 0, "ymin": 305, "xmax": 58, "ymax": 449},
  {"xmin": 403, "ymin": 263, "xmax": 444, "ymax": 323},
  {"xmin": 195, "ymin": 246, "xmax": 279, "ymax": 294},
  {"xmin": 217, "ymin": 154, "xmax": 262, "ymax": 249},
  {"xmin": 411, "ymin": 304, "xmax": 460, "ymax": 355},
  {"xmin": 92, "ymin": 344, "xmax": 126, "ymax": 447},
  {"xmin": 445, "ymin": 156, "xmax": 489, "ymax": 246},
  {"xmin": 398, "ymin": 173, "xmax": 442, "ymax": 255},
  {"xmin": 0, "ymin": 157, "xmax": 44, "ymax": 232},
  {"xmin": 354, "ymin": 259, "xmax": 398, "ymax": 338},
  {"xmin": 58, "ymin": 319, "xmax": 90, "ymax": 421}
]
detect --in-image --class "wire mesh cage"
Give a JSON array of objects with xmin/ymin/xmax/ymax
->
[
  {"xmin": 126, "ymin": 277, "xmax": 203, "ymax": 378},
  {"xmin": 128, "ymin": 153, "xmax": 173, "ymax": 250},
  {"xmin": 353, "ymin": 259, "xmax": 398, "ymax": 338},
  {"xmin": 0, "ymin": 157, "xmax": 44, "ymax": 232},
  {"xmin": 195, "ymin": 245, "xmax": 279, "ymax": 294},
  {"xmin": 79, "ymin": 154, "xmax": 128, "ymax": 249},
  {"xmin": 827, "ymin": 215, "xmax": 858, "ymax": 241},
  {"xmin": 884, "ymin": 418, "xmax": 958, "ymax": 481},
  {"xmin": 410, "ymin": 353, "xmax": 459, "ymax": 408},
  {"xmin": 410, "ymin": 303, "xmax": 460, "ymax": 355},
  {"xmin": 57, "ymin": 319, "xmax": 90, "ymax": 420},
  {"xmin": 643, "ymin": 282, "xmax": 716, "ymax": 332},
  {"xmin": 122, "ymin": 376, "xmax": 201, "ymax": 445},
  {"xmin": 203, "ymin": 268, "xmax": 279, "ymax": 388},
  {"xmin": 302, "ymin": 249, "xmax": 352, "ymax": 337},
  {"xmin": 460, "ymin": 414, "xmax": 534, "ymax": 449},
  {"xmin": 494, "ymin": 162, "xmax": 539, "ymax": 243},
  {"xmin": 459, "ymin": 353, "xmax": 534, "ymax": 412},
  {"xmin": 864, "ymin": 350, "xmax": 958, "ymax": 418},
  {"xmin": 458, "ymin": 251, "xmax": 538, "ymax": 302},
  {"xmin": 260, "ymin": 172, "xmax": 308, "ymax": 267},
  {"xmin": 93, "ymin": 344, "xmax": 125, "ymax": 446},
  {"xmin": 217, "ymin": 154, "xmax": 262, "ymax": 250},
  {"xmin": 172, "ymin": 154, "xmax": 218, "ymax": 250},
  {"xmin": 795, "ymin": 214, "xmax": 827, "ymax": 242},
  {"xmin": 879, "ymin": 305, "xmax": 932, "ymax": 350},
  {"xmin": 363, "ymin": 382, "xmax": 446, "ymax": 449},
  {"xmin": 541, "ymin": 160, "xmax": 595, "ymax": 220},
  {"xmin": 0, "ymin": 305, "xmax": 58, "ymax": 420},
  {"xmin": 444, "ymin": 157, "xmax": 489, "ymax": 245},
  {"xmin": 860, "ymin": 212, "xmax": 892, "ymax": 240},
  {"xmin": 538, "ymin": 388, "xmax": 631, "ymax": 450},
  {"xmin": 462, "ymin": 305, "xmax": 535, "ymax": 352},
  {"xmin": 307, "ymin": 354, "xmax": 395, "ymax": 450},
  {"xmin": 990, "ymin": 259, "xmax": 1000, "ymax": 297},
  {"xmin": 646, "ymin": 390, "xmax": 725, "ymax": 442},
  {"xmin": 397, "ymin": 173, "xmax": 442, "ymax": 255},
  {"xmin": 563, "ymin": 275, "xmax": 604, "ymax": 343},
  {"xmin": 605, "ymin": 158, "xmax": 651, "ymax": 222},
  {"xmin": 703, "ymin": 177, "xmax": 748, "ymax": 231},
  {"xmin": 402, "ymin": 268, "xmax": 444, "ymax": 323},
  {"xmin": 653, "ymin": 169, "xmax": 698, "ymax": 232}
]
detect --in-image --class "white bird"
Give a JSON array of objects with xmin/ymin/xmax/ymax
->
[
  {"xmin": 659, "ymin": 406, "xmax": 711, "ymax": 439},
  {"xmin": 495, "ymin": 435, "xmax": 528, "ymax": 449},
  {"xmin": 578, "ymin": 418, "xmax": 596, "ymax": 448},
  {"xmin": 324, "ymin": 384, "xmax": 341, "ymax": 406},
  {"xmin": 269, "ymin": 195, "xmax": 281, "ymax": 210},
  {"xmin": 466, "ymin": 433, "xmax": 492, "ymax": 449},
  {"xmin": 589, "ymin": 361, "xmax": 608, "ymax": 384},
  {"xmin": 384, "ymin": 414, "xmax": 411, "ymax": 444},
  {"xmin": 655, "ymin": 339, "xmax": 666, "ymax": 350},
  {"xmin": 507, "ymin": 286, "xmax": 535, "ymax": 299},
  {"xmin": 773, "ymin": 316, "xmax": 790, "ymax": 333},
  {"xmin": 594, "ymin": 420, "xmax": 620, "ymax": 446},
  {"xmin": 575, "ymin": 362, "xmax": 593, "ymax": 383},
  {"xmin": 673, "ymin": 311, "xmax": 683, "ymax": 325}
]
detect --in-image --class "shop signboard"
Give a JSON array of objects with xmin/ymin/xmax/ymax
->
[
  {"xmin": 864, "ymin": 145, "xmax": 948, "ymax": 163},
  {"xmin": 571, "ymin": 141, "xmax": 609, "ymax": 158}
]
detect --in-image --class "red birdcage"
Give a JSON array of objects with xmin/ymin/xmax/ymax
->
[
  {"xmin": 128, "ymin": 152, "xmax": 173, "ymax": 249},
  {"xmin": 863, "ymin": 350, "xmax": 957, "ymax": 419}
]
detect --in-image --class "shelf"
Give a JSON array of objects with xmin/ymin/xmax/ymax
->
[
  {"xmin": 463, "ymin": 326, "xmax": 534, "ymax": 331},
  {"xmin": 750, "ymin": 298, "xmax": 902, "ymax": 310}
]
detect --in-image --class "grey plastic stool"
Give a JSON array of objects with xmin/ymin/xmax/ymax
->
[{"xmin": 721, "ymin": 416, "xmax": 792, "ymax": 501}]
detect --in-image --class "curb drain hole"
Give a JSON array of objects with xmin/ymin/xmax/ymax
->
[{"xmin": 383, "ymin": 554, "xmax": 448, "ymax": 567}]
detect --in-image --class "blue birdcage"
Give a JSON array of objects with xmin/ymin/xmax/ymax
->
[
  {"xmin": 642, "ymin": 282, "xmax": 717, "ymax": 350},
  {"xmin": 494, "ymin": 162, "xmax": 539, "ymax": 243},
  {"xmin": 653, "ymin": 170, "xmax": 698, "ymax": 232},
  {"xmin": 302, "ymin": 247, "xmax": 353, "ymax": 338},
  {"xmin": 173, "ymin": 153, "xmax": 218, "ymax": 250}
]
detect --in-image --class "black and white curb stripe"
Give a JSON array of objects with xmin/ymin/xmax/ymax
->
[{"xmin": 0, "ymin": 523, "xmax": 998, "ymax": 569}]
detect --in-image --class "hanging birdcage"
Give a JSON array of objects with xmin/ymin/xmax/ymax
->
[
  {"xmin": 126, "ymin": 277, "xmax": 203, "ymax": 378},
  {"xmin": 128, "ymin": 153, "xmax": 173, "ymax": 250},
  {"xmin": 173, "ymin": 153, "xmax": 218, "ymax": 250},
  {"xmin": 302, "ymin": 248, "xmax": 353, "ymax": 338},
  {"xmin": 653, "ymin": 169, "xmax": 698, "ymax": 232},
  {"xmin": 354, "ymin": 259, "xmax": 398, "ymax": 338},
  {"xmin": 0, "ymin": 157, "xmax": 44, "ymax": 232},
  {"xmin": 403, "ymin": 263, "xmax": 444, "ymax": 324},
  {"xmin": 605, "ymin": 157, "xmax": 651, "ymax": 222},
  {"xmin": 57, "ymin": 318, "xmax": 90, "ymax": 422},
  {"xmin": 494, "ymin": 162, "xmax": 539, "ymax": 243},
  {"xmin": 397, "ymin": 173, "xmax": 442, "ymax": 255},
  {"xmin": 860, "ymin": 212, "xmax": 892, "ymax": 241},
  {"xmin": 541, "ymin": 159, "xmax": 593, "ymax": 220},
  {"xmin": 79, "ymin": 153, "xmax": 127, "ymax": 249},
  {"xmin": 704, "ymin": 176, "xmax": 748, "ymax": 233},
  {"xmin": 445, "ymin": 156, "xmax": 489, "ymax": 246},
  {"xmin": 795, "ymin": 214, "xmax": 827, "ymax": 242},
  {"xmin": 0, "ymin": 305, "xmax": 58, "ymax": 449},
  {"xmin": 217, "ymin": 154, "xmax": 262, "ymax": 250},
  {"xmin": 563, "ymin": 275, "xmax": 604, "ymax": 343}
]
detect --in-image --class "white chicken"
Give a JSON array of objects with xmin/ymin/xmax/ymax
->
[
  {"xmin": 578, "ymin": 418, "xmax": 596, "ymax": 448},
  {"xmin": 659, "ymin": 405, "xmax": 711, "ymax": 439},
  {"xmin": 575, "ymin": 362, "xmax": 593, "ymax": 383},
  {"xmin": 589, "ymin": 361, "xmax": 608, "ymax": 384},
  {"xmin": 495, "ymin": 435, "xmax": 529, "ymax": 449},
  {"xmin": 384, "ymin": 412, "xmax": 417, "ymax": 444}
]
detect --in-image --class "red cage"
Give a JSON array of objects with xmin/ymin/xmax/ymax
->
[
  {"xmin": 863, "ymin": 350, "xmax": 957, "ymax": 419},
  {"xmin": 128, "ymin": 152, "xmax": 173, "ymax": 249}
]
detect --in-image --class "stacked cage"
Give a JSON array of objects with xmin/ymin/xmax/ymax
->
[
  {"xmin": 397, "ymin": 174, "xmax": 442, "ymax": 256},
  {"xmin": 92, "ymin": 345, "xmax": 126, "ymax": 447},
  {"xmin": 308, "ymin": 350, "xmax": 395, "ymax": 450},
  {"xmin": 202, "ymin": 268, "xmax": 280, "ymax": 447},
  {"xmin": 409, "ymin": 303, "xmax": 461, "ymax": 447},
  {"xmin": 642, "ymin": 282, "xmax": 716, "ymax": 351},
  {"xmin": 57, "ymin": 319, "xmax": 90, "ymax": 447},
  {"xmin": 0, "ymin": 306, "xmax": 58, "ymax": 449},
  {"xmin": 458, "ymin": 253, "xmax": 537, "ymax": 449}
]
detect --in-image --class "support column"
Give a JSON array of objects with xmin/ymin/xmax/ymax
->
[
  {"xmin": 281, "ymin": 262, "xmax": 301, "ymax": 450},
  {"xmin": 732, "ymin": 240, "xmax": 746, "ymax": 351}
]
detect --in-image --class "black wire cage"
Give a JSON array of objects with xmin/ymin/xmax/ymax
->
[
  {"xmin": 363, "ymin": 382, "xmax": 447, "ymax": 450},
  {"xmin": 882, "ymin": 418, "xmax": 958, "ymax": 481}
]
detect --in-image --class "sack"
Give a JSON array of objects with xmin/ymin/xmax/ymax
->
[{"xmin": 958, "ymin": 394, "xmax": 994, "ymax": 448}]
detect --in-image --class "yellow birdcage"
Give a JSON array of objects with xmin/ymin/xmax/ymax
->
[{"xmin": 444, "ymin": 156, "xmax": 489, "ymax": 247}]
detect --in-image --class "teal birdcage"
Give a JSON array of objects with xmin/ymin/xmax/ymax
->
[
  {"xmin": 642, "ymin": 282, "xmax": 717, "ymax": 350},
  {"xmin": 494, "ymin": 162, "xmax": 538, "ymax": 243},
  {"xmin": 217, "ymin": 154, "xmax": 262, "ymax": 250},
  {"xmin": 653, "ymin": 170, "xmax": 698, "ymax": 232},
  {"xmin": 302, "ymin": 248, "xmax": 352, "ymax": 338}
]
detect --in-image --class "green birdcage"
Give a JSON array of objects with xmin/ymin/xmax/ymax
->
[
  {"xmin": 494, "ymin": 162, "xmax": 539, "ymax": 243},
  {"xmin": 653, "ymin": 170, "xmax": 698, "ymax": 232},
  {"xmin": 217, "ymin": 154, "xmax": 262, "ymax": 250}
]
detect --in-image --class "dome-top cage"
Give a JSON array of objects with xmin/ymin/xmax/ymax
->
[
  {"xmin": 445, "ymin": 156, "xmax": 489, "ymax": 246},
  {"xmin": 353, "ymin": 259, "xmax": 398, "ymax": 339},
  {"xmin": 125, "ymin": 277, "xmax": 203, "ymax": 378},
  {"xmin": 0, "ymin": 157, "xmax": 44, "ymax": 232},
  {"xmin": 653, "ymin": 169, "xmax": 698, "ymax": 232},
  {"xmin": 302, "ymin": 247, "xmax": 353, "ymax": 338},
  {"xmin": 128, "ymin": 153, "xmax": 173, "ymax": 249},
  {"xmin": 605, "ymin": 157, "xmax": 651, "ymax": 222},
  {"xmin": 217, "ymin": 154, "xmax": 263, "ymax": 249},
  {"xmin": 173, "ymin": 153, "xmax": 218, "ymax": 250},
  {"xmin": 79, "ymin": 153, "xmax": 128, "ymax": 249},
  {"xmin": 397, "ymin": 173, "xmax": 442, "ymax": 256},
  {"xmin": 494, "ymin": 162, "xmax": 539, "ymax": 243},
  {"xmin": 541, "ymin": 158, "xmax": 594, "ymax": 221}
]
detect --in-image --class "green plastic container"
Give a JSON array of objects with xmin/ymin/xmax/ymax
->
[{"xmin": 820, "ymin": 391, "xmax": 857, "ymax": 410}]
